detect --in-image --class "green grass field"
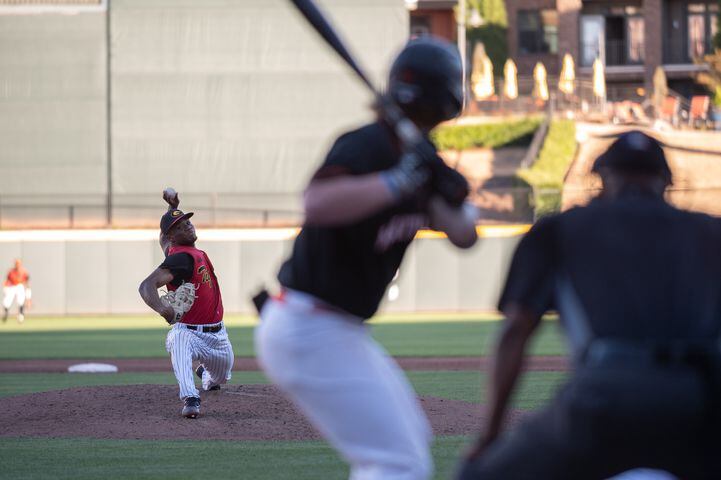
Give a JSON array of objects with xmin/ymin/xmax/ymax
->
[
  {"xmin": 0, "ymin": 315, "xmax": 569, "ymax": 479},
  {"xmin": 0, "ymin": 315, "xmax": 566, "ymax": 359},
  {"xmin": 1, "ymin": 437, "xmax": 472, "ymax": 480}
]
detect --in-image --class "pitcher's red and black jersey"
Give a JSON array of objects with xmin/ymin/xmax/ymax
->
[
  {"xmin": 278, "ymin": 120, "xmax": 434, "ymax": 319},
  {"xmin": 161, "ymin": 245, "xmax": 223, "ymax": 325}
]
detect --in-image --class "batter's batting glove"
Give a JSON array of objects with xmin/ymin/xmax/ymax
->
[
  {"xmin": 380, "ymin": 150, "xmax": 431, "ymax": 201},
  {"xmin": 429, "ymin": 159, "xmax": 470, "ymax": 208},
  {"xmin": 392, "ymin": 138, "xmax": 469, "ymax": 208}
]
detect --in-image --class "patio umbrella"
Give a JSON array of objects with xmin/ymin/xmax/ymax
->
[
  {"xmin": 559, "ymin": 53, "xmax": 576, "ymax": 95},
  {"xmin": 471, "ymin": 43, "xmax": 494, "ymax": 100},
  {"xmin": 504, "ymin": 59, "xmax": 518, "ymax": 100},
  {"xmin": 593, "ymin": 58, "xmax": 606, "ymax": 99},
  {"xmin": 533, "ymin": 62, "xmax": 549, "ymax": 101}
]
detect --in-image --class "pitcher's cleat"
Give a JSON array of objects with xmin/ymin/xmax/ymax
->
[
  {"xmin": 195, "ymin": 365, "xmax": 221, "ymax": 391},
  {"xmin": 182, "ymin": 396, "xmax": 200, "ymax": 418}
]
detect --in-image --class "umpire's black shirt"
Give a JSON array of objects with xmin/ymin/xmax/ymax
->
[
  {"xmin": 500, "ymin": 189, "xmax": 721, "ymax": 356},
  {"xmin": 278, "ymin": 121, "xmax": 431, "ymax": 319}
]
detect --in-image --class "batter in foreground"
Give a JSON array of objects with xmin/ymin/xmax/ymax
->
[{"xmin": 255, "ymin": 37, "xmax": 478, "ymax": 480}]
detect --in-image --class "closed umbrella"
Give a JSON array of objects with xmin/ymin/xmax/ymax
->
[
  {"xmin": 593, "ymin": 58, "xmax": 606, "ymax": 99},
  {"xmin": 559, "ymin": 53, "xmax": 576, "ymax": 95},
  {"xmin": 471, "ymin": 43, "xmax": 494, "ymax": 100},
  {"xmin": 504, "ymin": 59, "xmax": 518, "ymax": 100},
  {"xmin": 533, "ymin": 62, "xmax": 549, "ymax": 101},
  {"xmin": 653, "ymin": 66, "xmax": 668, "ymax": 114}
]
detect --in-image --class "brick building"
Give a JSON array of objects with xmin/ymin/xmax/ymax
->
[
  {"xmin": 409, "ymin": 0, "xmax": 457, "ymax": 41},
  {"xmin": 506, "ymin": 0, "xmax": 719, "ymax": 97}
]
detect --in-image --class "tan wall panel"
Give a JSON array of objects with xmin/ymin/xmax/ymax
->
[
  {"xmin": 108, "ymin": 241, "xmax": 155, "ymax": 314},
  {"xmin": 0, "ymin": 234, "xmax": 522, "ymax": 316},
  {"xmin": 65, "ymin": 241, "xmax": 109, "ymax": 313}
]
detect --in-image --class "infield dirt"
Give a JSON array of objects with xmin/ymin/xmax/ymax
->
[{"xmin": 0, "ymin": 384, "xmax": 528, "ymax": 441}]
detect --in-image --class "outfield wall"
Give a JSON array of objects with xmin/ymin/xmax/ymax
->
[
  {"xmin": 0, "ymin": 0, "xmax": 409, "ymax": 227},
  {"xmin": 0, "ymin": 228, "xmax": 524, "ymax": 316}
]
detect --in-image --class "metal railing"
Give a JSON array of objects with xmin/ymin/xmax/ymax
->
[
  {"xmin": 6, "ymin": 184, "xmax": 721, "ymax": 230},
  {"xmin": 0, "ymin": 193, "xmax": 304, "ymax": 230},
  {"xmin": 580, "ymin": 40, "xmax": 645, "ymax": 67},
  {"xmin": 664, "ymin": 37, "xmax": 716, "ymax": 64},
  {"xmin": 0, "ymin": 186, "xmax": 544, "ymax": 229}
]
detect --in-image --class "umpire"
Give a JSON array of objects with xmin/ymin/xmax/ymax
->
[{"xmin": 458, "ymin": 131, "xmax": 721, "ymax": 479}]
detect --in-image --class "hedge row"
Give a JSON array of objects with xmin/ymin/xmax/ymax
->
[
  {"xmin": 516, "ymin": 120, "xmax": 577, "ymax": 217},
  {"xmin": 431, "ymin": 117, "xmax": 542, "ymax": 151}
]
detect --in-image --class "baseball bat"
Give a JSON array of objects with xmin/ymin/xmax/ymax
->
[
  {"xmin": 289, "ymin": 0, "xmax": 469, "ymax": 205},
  {"xmin": 289, "ymin": 0, "xmax": 377, "ymax": 94},
  {"xmin": 288, "ymin": 0, "xmax": 422, "ymax": 144}
]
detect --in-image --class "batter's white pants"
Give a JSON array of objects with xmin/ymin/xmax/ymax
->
[
  {"xmin": 3, "ymin": 285, "xmax": 26, "ymax": 309},
  {"xmin": 165, "ymin": 322, "xmax": 234, "ymax": 399},
  {"xmin": 255, "ymin": 289, "xmax": 433, "ymax": 480}
]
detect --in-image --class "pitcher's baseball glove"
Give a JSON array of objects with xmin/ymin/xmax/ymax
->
[{"xmin": 161, "ymin": 282, "xmax": 197, "ymax": 324}]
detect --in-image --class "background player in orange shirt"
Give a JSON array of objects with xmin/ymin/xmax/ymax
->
[{"xmin": 3, "ymin": 259, "xmax": 31, "ymax": 323}]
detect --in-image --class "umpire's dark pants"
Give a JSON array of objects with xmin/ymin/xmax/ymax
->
[{"xmin": 458, "ymin": 365, "xmax": 721, "ymax": 480}]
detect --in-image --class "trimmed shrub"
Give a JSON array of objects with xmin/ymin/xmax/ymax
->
[
  {"xmin": 432, "ymin": 117, "xmax": 542, "ymax": 151},
  {"xmin": 516, "ymin": 120, "xmax": 577, "ymax": 217}
]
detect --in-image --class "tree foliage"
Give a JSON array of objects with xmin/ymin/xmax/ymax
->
[
  {"xmin": 465, "ymin": 0, "xmax": 508, "ymax": 73},
  {"xmin": 469, "ymin": 0, "xmax": 507, "ymax": 27},
  {"xmin": 696, "ymin": 2, "xmax": 721, "ymax": 107},
  {"xmin": 697, "ymin": 51, "xmax": 721, "ymax": 106}
]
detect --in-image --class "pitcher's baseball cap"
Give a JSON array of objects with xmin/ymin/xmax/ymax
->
[
  {"xmin": 160, "ymin": 209, "xmax": 194, "ymax": 234},
  {"xmin": 592, "ymin": 131, "xmax": 672, "ymax": 183}
]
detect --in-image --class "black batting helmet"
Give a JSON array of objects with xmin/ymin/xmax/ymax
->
[{"xmin": 388, "ymin": 36, "xmax": 463, "ymax": 126}]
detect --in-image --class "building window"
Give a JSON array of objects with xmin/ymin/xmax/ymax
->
[
  {"xmin": 580, "ymin": 4, "xmax": 644, "ymax": 67},
  {"xmin": 665, "ymin": 0, "xmax": 717, "ymax": 63},
  {"xmin": 518, "ymin": 10, "xmax": 558, "ymax": 55},
  {"xmin": 410, "ymin": 15, "xmax": 431, "ymax": 38},
  {"xmin": 688, "ymin": 4, "xmax": 708, "ymax": 58},
  {"xmin": 627, "ymin": 16, "xmax": 645, "ymax": 63}
]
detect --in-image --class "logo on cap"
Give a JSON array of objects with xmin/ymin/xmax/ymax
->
[{"xmin": 171, "ymin": 210, "xmax": 181, "ymax": 217}]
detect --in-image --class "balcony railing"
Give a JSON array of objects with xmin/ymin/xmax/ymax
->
[
  {"xmin": 664, "ymin": 37, "xmax": 716, "ymax": 64},
  {"xmin": 580, "ymin": 40, "xmax": 645, "ymax": 67}
]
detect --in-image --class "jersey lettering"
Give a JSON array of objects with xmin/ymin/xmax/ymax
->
[
  {"xmin": 374, "ymin": 213, "xmax": 427, "ymax": 252},
  {"xmin": 197, "ymin": 265, "xmax": 212, "ymax": 288}
]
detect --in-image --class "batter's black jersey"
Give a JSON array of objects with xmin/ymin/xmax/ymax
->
[
  {"xmin": 500, "ymin": 191, "xmax": 721, "ymax": 347},
  {"xmin": 278, "ymin": 121, "xmax": 432, "ymax": 319}
]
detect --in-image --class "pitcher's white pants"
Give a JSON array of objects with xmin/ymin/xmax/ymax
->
[
  {"xmin": 3, "ymin": 285, "xmax": 26, "ymax": 309},
  {"xmin": 255, "ymin": 289, "xmax": 433, "ymax": 480},
  {"xmin": 165, "ymin": 322, "xmax": 234, "ymax": 399}
]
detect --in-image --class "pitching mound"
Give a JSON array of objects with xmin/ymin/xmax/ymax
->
[{"xmin": 0, "ymin": 384, "xmax": 526, "ymax": 441}]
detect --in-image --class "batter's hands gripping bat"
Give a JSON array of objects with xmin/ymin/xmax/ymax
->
[{"xmin": 288, "ymin": 0, "xmax": 469, "ymax": 206}]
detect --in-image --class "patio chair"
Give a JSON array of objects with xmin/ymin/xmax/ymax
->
[
  {"xmin": 659, "ymin": 96, "xmax": 680, "ymax": 127},
  {"xmin": 688, "ymin": 95, "xmax": 710, "ymax": 128}
]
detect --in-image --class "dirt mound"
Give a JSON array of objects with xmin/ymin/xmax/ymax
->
[{"xmin": 0, "ymin": 384, "xmax": 526, "ymax": 441}]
